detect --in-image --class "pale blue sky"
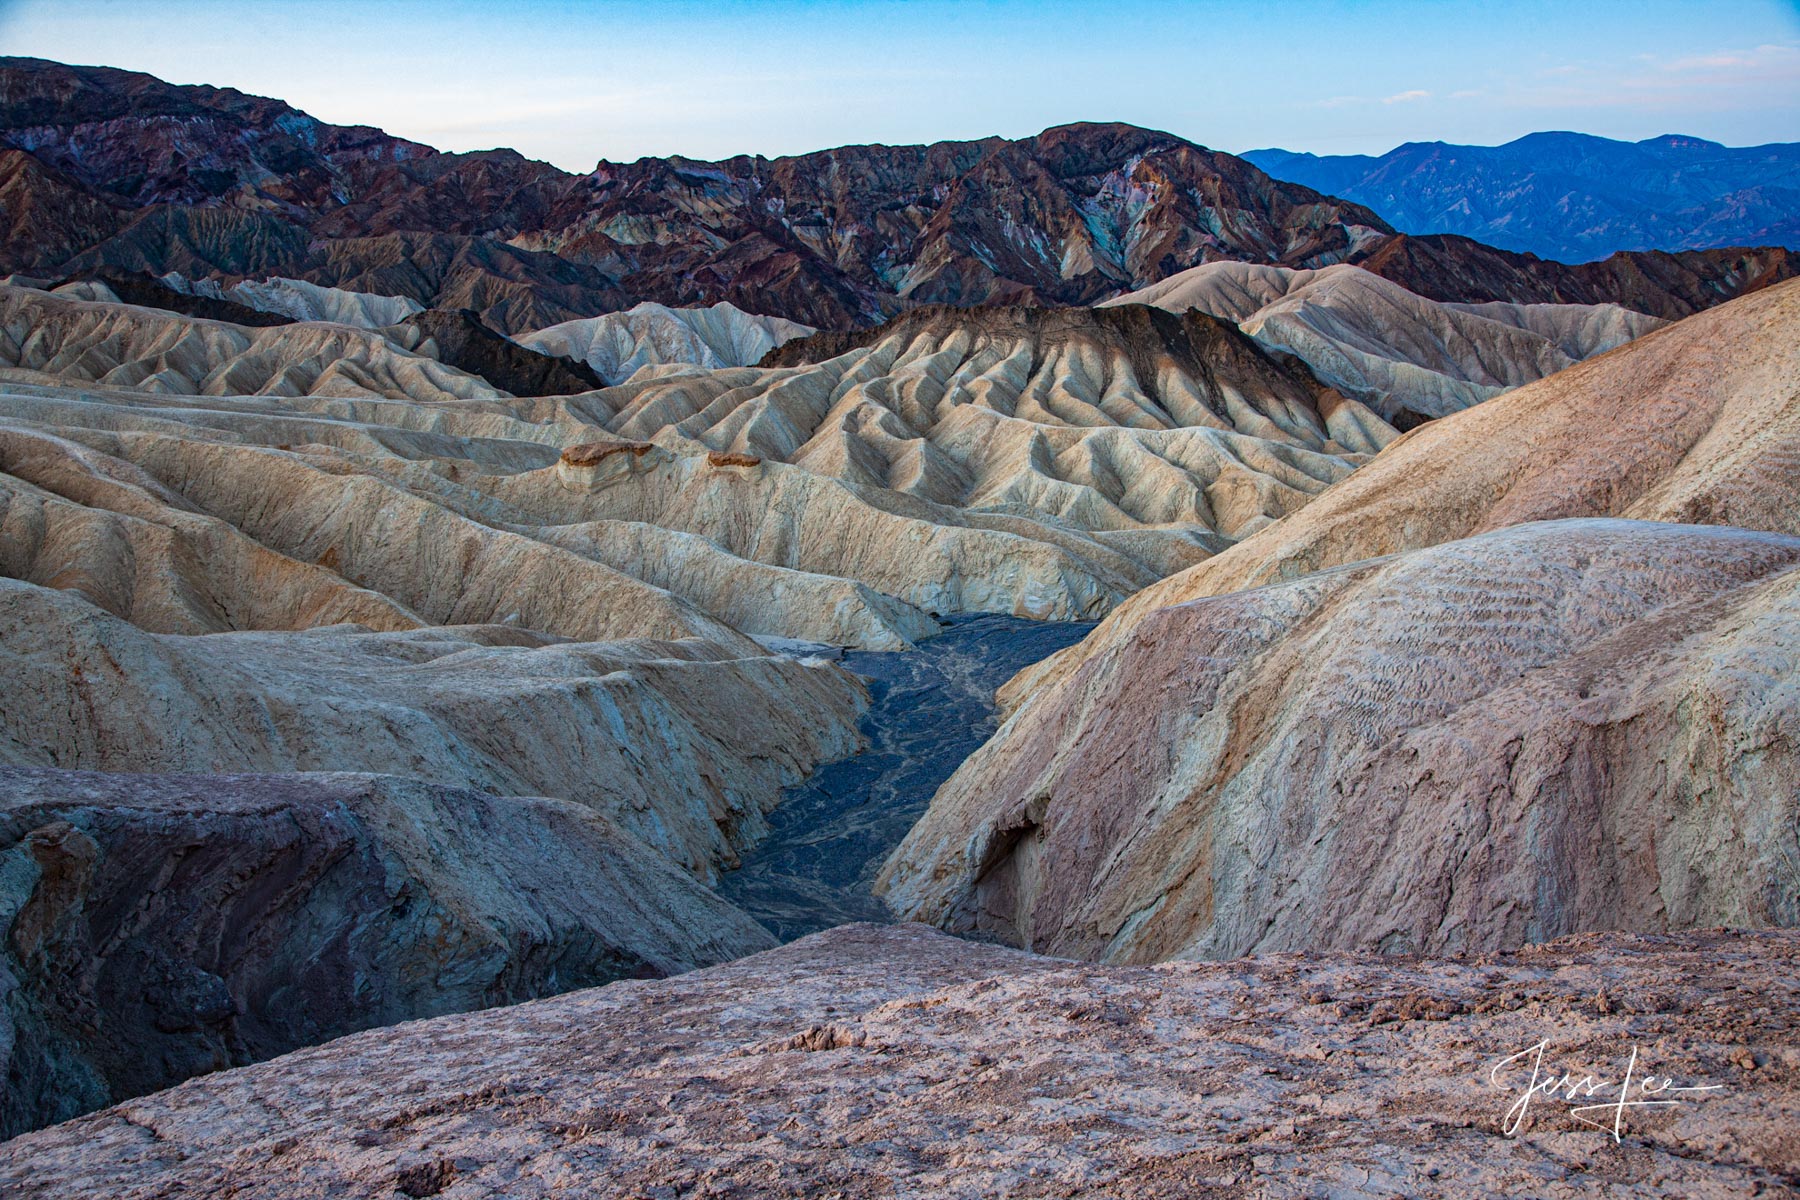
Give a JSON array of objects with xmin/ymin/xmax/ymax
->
[{"xmin": 2, "ymin": 0, "xmax": 1796, "ymax": 170}]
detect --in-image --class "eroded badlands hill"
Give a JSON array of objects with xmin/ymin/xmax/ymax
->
[
  {"xmin": 878, "ymin": 276, "xmax": 1800, "ymax": 965},
  {"xmin": 2, "ymin": 923, "xmax": 1794, "ymax": 1199},
  {"xmin": 0, "ymin": 580, "xmax": 863, "ymax": 879},
  {"xmin": 0, "ymin": 285, "xmax": 1420, "ymax": 643},
  {"xmin": 880, "ymin": 520, "xmax": 1800, "ymax": 961},
  {"xmin": 2, "ymin": 226, "xmax": 1794, "ymax": 1172},
  {"xmin": 520, "ymin": 302, "xmax": 815, "ymax": 384},
  {"xmin": 0, "ymin": 284, "xmax": 505, "ymax": 402},
  {"xmin": 1003, "ymin": 274, "xmax": 1800, "ymax": 706},
  {"xmin": 163, "ymin": 273, "xmax": 425, "ymax": 327},
  {"xmin": 1106, "ymin": 261, "xmax": 1666, "ymax": 419},
  {"xmin": 684, "ymin": 302, "xmax": 1396, "ymax": 546},
  {"xmin": 0, "ymin": 285, "xmax": 894, "ymax": 1130}
]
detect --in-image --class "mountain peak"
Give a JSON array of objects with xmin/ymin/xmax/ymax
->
[
  {"xmin": 1640, "ymin": 132, "xmax": 1727, "ymax": 152},
  {"xmin": 1245, "ymin": 131, "xmax": 1800, "ymax": 261}
]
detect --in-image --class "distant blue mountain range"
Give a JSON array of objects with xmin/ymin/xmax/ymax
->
[{"xmin": 1244, "ymin": 132, "xmax": 1800, "ymax": 264}]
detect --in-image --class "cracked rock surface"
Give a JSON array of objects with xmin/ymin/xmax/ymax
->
[{"xmin": 2, "ymin": 923, "xmax": 1794, "ymax": 1198}]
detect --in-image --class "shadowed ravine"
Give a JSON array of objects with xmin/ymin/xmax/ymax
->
[{"xmin": 716, "ymin": 615, "xmax": 1096, "ymax": 941}]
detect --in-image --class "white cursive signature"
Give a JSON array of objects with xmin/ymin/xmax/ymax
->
[{"xmin": 1489, "ymin": 1039, "xmax": 1725, "ymax": 1141}]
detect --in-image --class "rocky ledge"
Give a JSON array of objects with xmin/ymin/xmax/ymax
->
[
  {"xmin": 0, "ymin": 767, "xmax": 775, "ymax": 1138},
  {"xmin": 2, "ymin": 923, "xmax": 1794, "ymax": 1198}
]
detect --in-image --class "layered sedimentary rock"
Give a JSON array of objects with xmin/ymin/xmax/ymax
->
[
  {"xmin": 0, "ymin": 366, "xmax": 1067, "ymax": 645},
  {"xmin": 521, "ymin": 301, "xmax": 815, "ymax": 384},
  {"xmin": 282, "ymin": 231, "xmax": 630, "ymax": 336},
  {"xmin": 0, "ymin": 580, "xmax": 863, "ymax": 879},
  {"xmin": 0, "ymin": 284, "xmax": 503, "ymax": 401},
  {"xmin": 0, "ymin": 766, "xmax": 775, "ymax": 1138},
  {"xmin": 616, "ymin": 303, "xmax": 1394, "ymax": 559},
  {"xmin": 532, "ymin": 122, "xmax": 1394, "ymax": 326},
  {"xmin": 0, "ymin": 286, "xmax": 1415, "ymax": 644},
  {"xmin": 1106, "ymin": 261, "xmax": 1665, "ymax": 419},
  {"xmin": 1347, "ymin": 233, "xmax": 1795, "ymax": 321},
  {"xmin": 533, "ymin": 437, "xmax": 1152, "ymax": 624},
  {"xmin": 880, "ymin": 279, "xmax": 1800, "ymax": 964},
  {"xmin": 2, "ymin": 278, "xmax": 604, "ymax": 405},
  {"xmin": 880, "ymin": 519, "xmax": 1800, "ymax": 961},
  {"xmin": 0, "ymin": 422, "xmax": 424, "ymax": 636},
  {"xmin": 0, "ymin": 148, "xmax": 126, "ymax": 277},
  {"xmin": 3, "ymin": 922, "xmax": 1793, "ymax": 1198},
  {"xmin": 450, "ymin": 303, "xmax": 1395, "ymax": 622},
  {"xmin": 0, "ymin": 283, "xmax": 895, "ymax": 1134},
  {"xmin": 76, "ymin": 270, "xmax": 297, "ymax": 327},
  {"xmin": 1005, "ymin": 275, "xmax": 1800, "ymax": 706}
]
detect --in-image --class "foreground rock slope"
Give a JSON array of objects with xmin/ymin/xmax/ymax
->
[
  {"xmin": 2, "ymin": 923, "xmax": 1794, "ymax": 1198},
  {"xmin": 880, "ymin": 519, "xmax": 1800, "ymax": 961},
  {"xmin": 0, "ymin": 767, "xmax": 774, "ymax": 1139}
]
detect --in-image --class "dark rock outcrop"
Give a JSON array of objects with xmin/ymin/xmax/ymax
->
[
  {"xmin": 530, "ymin": 121, "xmax": 1396, "ymax": 326},
  {"xmin": 1349, "ymin": 233, "xmax": 1795, "ymax": 320},
  {"xmin": 397, "ymin": 308, "xmax": 602, "ymax": 395},
  {"xmin": 0, "ymin": 149, "xmax": 125, "ymax": 275},
  {"xmin": 64, "ymin": 269, "xmax": 295, "ymax": 326},
  {"xmin": 762, "ymin": 301, "xmax": 1341, "ymax": 401},
  {"xmin": 0, "ymin": 767, "xmax": 777, "ymax": 1139}
]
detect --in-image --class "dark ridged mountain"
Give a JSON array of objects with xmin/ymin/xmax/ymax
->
[
  {"xmin": 1348, "ymin": 233, "xmax": 1796, "ymax": 320},
  {"xmin": 1247, "ymin": 132, "xmax": 1800, "ymax": 263},
  {"xmin": 1, "ymin": 58, "xmax": 1792, "ymax": 330}
]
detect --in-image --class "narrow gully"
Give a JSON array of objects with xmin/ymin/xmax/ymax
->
[{"xmin": 715, "ymin": 614, "xmax": 1096, "ymax": 942}]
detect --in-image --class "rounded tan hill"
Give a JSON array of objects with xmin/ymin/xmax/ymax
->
[
  {"xmin": 879, "ymin": 519, "xmax": 1800, "ymax": 962},
  {"xmin": 0, "ymin": 375, "xmax": 1091, "ymax": 647},
  {"xmin": 2, "ymin": 923, "xmax": 1794, "ymax": 1199},
  {"xmin": 1102, "ymin": 261, "xmax": 1666, "ymax": 419},
  {"xmin": 1004, "ymin": 273, "xmax": 1800, "ymax": 709}
]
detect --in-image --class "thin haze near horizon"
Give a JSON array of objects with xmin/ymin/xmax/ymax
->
[{"xmin": 1, "ymin": 0, "xmax": 1796, "ymax": 172}]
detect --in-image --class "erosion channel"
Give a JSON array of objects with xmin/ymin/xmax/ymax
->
[{"xmin": 717, "ymin": 616, "xmax": 1096, "ymax": 940}]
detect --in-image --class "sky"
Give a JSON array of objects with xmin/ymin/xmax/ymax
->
[{"xmin": 1, "ymin": 0, "xmax": 1796, "ymax": 171}]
